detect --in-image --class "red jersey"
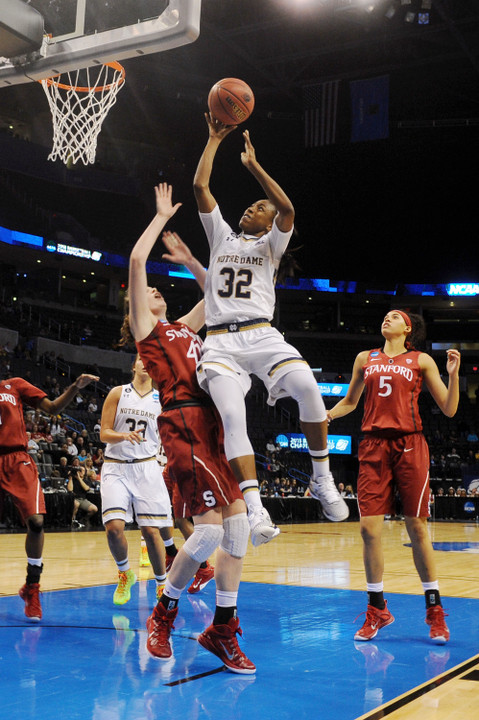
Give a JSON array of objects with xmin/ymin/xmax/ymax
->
[
  {"xmin": 137, "ymin": 320, "xmax": 208, "ymax": 408},
  {"xmin": 361, "ymin": 349, "xmax": 423, "ymax": 436},
  {"xmin": 0, "ymin": 378, "xmax": 47, "ymax": 450}
]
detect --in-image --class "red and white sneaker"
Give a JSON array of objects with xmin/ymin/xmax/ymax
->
[
  {"xmin": 146, "ymin": 603, "xmax": 178, "ymax": 659},
  {"xmin": 198, "ymin": 617, "xmax": 256, "ymax": 674},
  {"xmin": 187, "ymin": 562, "xmax": 215, "ymax": 594},
  {"xmin": 425, "ymin": 605, "xmax": 450, "ymax": 644},
  {"xmin": 19, "ymin": 583, "xmax": 42, "ymax": 622},
  {"xmin": 354, "ymin": 601, "xmax": 394, "ymax": 641}
]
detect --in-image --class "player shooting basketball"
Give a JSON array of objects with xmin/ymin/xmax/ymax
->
[{"xmin": 192, "ymin": 113, "xmax": 349, "ymax": 538}]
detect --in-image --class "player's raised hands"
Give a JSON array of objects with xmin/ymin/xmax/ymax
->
[
  {"xmin": 446, "ymin": 348, "xmax": 461, "ymax": 376},
  {"xmin": 205, "ymin": 112, "xmax": 237, "ymax": 140},
  {"xmin": 161, "ymin": 231, "xmax": 193, "ymax": 266},
  {"xmin": 240, "ymin": 129, "xmax": 257, "ymax": 168},
  {"xmin": 155, "ymin": 183, "xmax": 182, "ymax": 219}
]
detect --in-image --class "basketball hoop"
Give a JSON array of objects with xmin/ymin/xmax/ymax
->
[{"xmin": 40, "ymin": 62, "xmax": 126, "ymax": 166}]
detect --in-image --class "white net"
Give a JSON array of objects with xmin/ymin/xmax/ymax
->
[{"xmin": 40, "ymin": 62, "xmax": 125, "ymax": 166}]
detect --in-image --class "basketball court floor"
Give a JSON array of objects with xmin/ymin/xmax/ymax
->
[{"xmin": 1, "ymin": 520, "xmax": 479, "ymax": 720}]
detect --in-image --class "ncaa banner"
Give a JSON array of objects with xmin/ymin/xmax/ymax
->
[{"xmin": 276, "ymin": 433, "xmax": 352, "ymax": 455}]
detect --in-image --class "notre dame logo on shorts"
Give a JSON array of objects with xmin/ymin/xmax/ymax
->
[{"xmin": 203, "ymin": 490, "xmax": 217, "ymax": 507}]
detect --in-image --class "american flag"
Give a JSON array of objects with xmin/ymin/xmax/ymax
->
[{"xmin": 303, "ymin": 80, "xmax": 339, "ymax": 148}]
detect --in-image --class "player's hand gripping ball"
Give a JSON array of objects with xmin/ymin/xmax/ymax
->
[{"xmin": 207, "ymin": 78, "xmax": 255, "ymax": 126}]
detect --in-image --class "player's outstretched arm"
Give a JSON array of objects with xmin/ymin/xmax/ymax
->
[
  {"xmin": 193, "ymin": 113, "xmax": 236, "ymax": 213},
  {"xmin": 39, "ymin": 373, "xmax": 99, "ymax": 415},
  {"xmin": 161, "ymin": 231, "xmax": 206, "ymax": 291},
  {"xmin": 129, "ymin": 183, "xmax": 181, "ymax": 342},
  {"xmin": 240, "ymin": 130, "xmax": 294, "ymax": 233},
  {"xmin": 328, "ymin": 352, "xmax": 368, "ymax": 421}
]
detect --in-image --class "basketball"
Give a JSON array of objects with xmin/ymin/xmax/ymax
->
[{"xmin": 207, "ymin": 78, "xmax": 255, "ymax": 126}]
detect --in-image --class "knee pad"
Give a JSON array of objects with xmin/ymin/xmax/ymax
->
[
  {"xmin": 220, "ymin": 513, "xmax": 250, "ymax": 558},
  {"xmin": 182, "ymin": 523, "xmax": 224, "ymax": 563},
  {"xmin": 27, "ymin": 516, "xmax": 44, "ymax": 534}
]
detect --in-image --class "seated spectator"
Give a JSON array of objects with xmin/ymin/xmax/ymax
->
[
  {"xmin": 467, "ymin": 429, "xmax": 478, "ymax": 443},
  {"xmin": 93, "ymin": 418, "xmax": 101, "ymax": 433},
  {"xmin": 67, "ymin": 465, "xmax": 98, "ymax": 529},
  {"xmin": 66, "ymin": 437, "xmax": 78, "ymax": 457},
  {"xmin": 92, "ymin": 447, "xmax": 105, "ymax": 470},
  {"xmin": 87, "ymin": 397, "xmax": 98, "ymax": 414},
  {"xmin": 337, "ymin": 482, "xmax": 346, "ymax": 497},
  {"xmin": 26, "ymin": 431, "xmax": 42, "ymax": 463},
  {"xmin": 345, "ymin": 484, "xmax": 355, "ymax": 498},
  {"xmin": 77, "ymin": 448, "xmax": 90, "ymax": 462},
  {"xmin": 57, "ymin": 456, "xmax": 71, "ymax": 483}
]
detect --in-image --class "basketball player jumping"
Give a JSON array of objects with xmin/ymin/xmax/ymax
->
[
  {"xmin": 124, "ymin": 182, "xmax": 255, "ymax": 674},
  {"xmin": 192, "ymin": 115, "xmax": 348, "ymax": 538},
  {"xmin": 328, "ymin": 310, "xmax": 460, "ymax": 644}
]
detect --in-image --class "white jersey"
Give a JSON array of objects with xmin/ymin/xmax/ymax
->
[
  {"xmin": 199, "ymin": 204, "xmax": 293, "ymax": 326},
  {"xmin": 104, "ymin": 384, "xmax": 161, "ymax": 461}
]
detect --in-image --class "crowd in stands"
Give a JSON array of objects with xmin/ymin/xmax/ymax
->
[{"xmin": 3, "ymin": 332, "xmax": 479, "ymax": 526}]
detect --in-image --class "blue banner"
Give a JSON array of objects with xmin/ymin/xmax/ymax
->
[
  {"xmin": 318, "ymin": 382, "xmax": 349, "ymax": 397},
  {"xmin": 350, "ymin": 75, "xmax": 389, "ymax": 142},
  {"xmin": 276, "ymin": 433, "xmax": 352, "ymax": 455}
]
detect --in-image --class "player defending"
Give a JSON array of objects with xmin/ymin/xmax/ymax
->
[
  {"xmin": 0, "ymin": 372, "xmax": 99, "ymax": 621},
  {"xmin": 127, "ymin": 183, "xmax": 255, "ymax": 673},
  {"xmin": 192, "ymin": 115, "xmax": 349, "ymax": 538},
  {"xmin": 100, "ymin": 355, "xmax": 172, "ymax": 604}
]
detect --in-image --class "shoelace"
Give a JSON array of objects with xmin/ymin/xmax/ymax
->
[{"xmin": 314, "ymin": 475, "xmax": 341, "ymax": 504}]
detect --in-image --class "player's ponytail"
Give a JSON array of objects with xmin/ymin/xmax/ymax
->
[
  {"xmin": 118, "ymin": 292, "xmax": 135, "ymax": 348},
  {"xmin": 404, "ymin": 312, "xmax": 426, "ymax": 350}
]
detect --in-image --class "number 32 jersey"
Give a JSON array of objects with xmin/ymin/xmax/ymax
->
[
  {"xmin": 361, "ymin": 349, "xmax": 424, "ymax": 435},
  {"xmin": 199, "ymin": 204, "xmax": 293, "ymax": 326},
  {"xmin": 104, "ymin": 384, "xmax": 161, "ymax": 461}
]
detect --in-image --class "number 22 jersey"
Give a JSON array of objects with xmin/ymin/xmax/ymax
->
[{"xmin": 361, "ymin": 349, "xmax": 423, "ymax": 436}]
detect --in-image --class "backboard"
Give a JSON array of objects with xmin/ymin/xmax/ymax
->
[{"xmin": 0, "ymin": 0, "xmax": 201, "ymax": 87}]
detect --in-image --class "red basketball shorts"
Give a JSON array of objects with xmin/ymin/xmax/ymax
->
[
  {"xmin": 357, "ymin": 432, "xmax": 430, "ymax": 518},
  {"xmin": 0, "ymin": 450, "xmax": 46, "ymax": 522},
  {"xmin": 159, "ymin": 405, "xmax": 242, "ymax": 517}
]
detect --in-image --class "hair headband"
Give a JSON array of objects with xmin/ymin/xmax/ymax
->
[{"xmin": 395, "ymin": 310, "xmax": 412, "ymax": 329}]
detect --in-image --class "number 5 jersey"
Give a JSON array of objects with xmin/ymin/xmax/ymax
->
[{"xmin": 361, "ymin": 348, "xmax": 424, "ymax": 436}]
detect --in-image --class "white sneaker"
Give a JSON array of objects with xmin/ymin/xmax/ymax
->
[
  {"xmin": 248, "ymin": 507, "xmax": 280, "ymax": 547},
  {"xmin": 309, "ymin": 473, "xmax": 350, "ymax": 522}
]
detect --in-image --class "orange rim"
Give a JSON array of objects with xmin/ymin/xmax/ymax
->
[{"xmin": 40, "ymin": 61, "xmax": 125, "ymax": 92}]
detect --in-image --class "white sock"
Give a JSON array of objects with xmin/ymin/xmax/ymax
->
[
  {"xmin": 422, "ymin": 580, "xmax": 439, "ymax": 592},
  {"xmin": 366, "ymin": 582, "xmax": 384, "ymax": 593},
  {"xmin": 216, "ymin": 589, "xmax": 238, "ymax": 607},
  {"xmin": 164, "ymin": 579, "xmax": 185, "ymax": 599},
  {"xmin": 310, "ymin": 449, "xmax": 330, "ymax": 479},
  {"xmin": 116, "ymin": 557, "xmax": 130, "ymax": 572},
  {"xmin": 163, "ymin": 537, "xmax": 175, "ymax": 548},
  {"xmin": 27, "ymin": 557, "xmax": 43, "ymax": 567},
  {"xmin": 239, "ymin": 480, "xmax": 262, "ymax": 511},
  {"xmin": 155, "ymin": 574, "xmax": 167, "ymax": 585}
]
